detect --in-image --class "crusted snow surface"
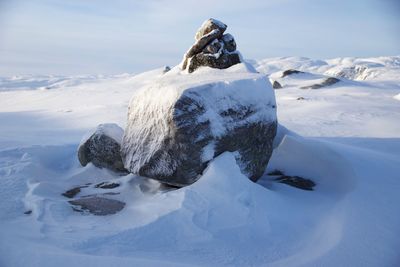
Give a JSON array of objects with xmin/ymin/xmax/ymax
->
[
  {"xmin": 0, "ymin": 56, "xmax": 400, "ymax": 267},
  {"xmin": 122, "ymin": 63, "xmax": 276, "ymax": 175}
]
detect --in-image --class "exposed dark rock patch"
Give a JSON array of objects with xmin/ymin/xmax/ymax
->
[
  {"xmin": 267, "ymin": 169, "xmax": 284, "ymax": 176},
  {"xmin": 331, "ymin": 65, "xmax": 368, "ymax": 80},
  {"xmin": 297, "ymin": 97, "xmax": 306, "ymax": 100},
  {"xmin": 281, "ymin": 69, "xmax": 304, "ymax": 78},
  {"xmin": 276, "ymin": 176, "xmax": 315, "ymax": 191},
  {"xmin": 62, "ymin": 186, "xmax": 83, "ymax": 198},
  {"xmin": 267, "ymin": 169, "xmax": 315, "ymax": 191},
  {"xmin": 24, "ymin": 210, "xmax": 32, "ymax": 215},
  {"xmin": 163, "ymin": 66, "xmax": 171, "ymax": 74},
  {"xmin": 69, "ymin": 197, "xmax": 125, "ymax": 216},
  {"xmin": 95, "ymin": 182, "xmax": 120, "ymax": 189},
  {"xmin": 272, "ymin": 80, "xmax": 282, "ymax": 89},
  {"xmin": 300, "ymin": 77, "xmax": 340, "ymax": 89}
]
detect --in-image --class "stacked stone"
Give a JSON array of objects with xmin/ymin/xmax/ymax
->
[{"xmin": 182, "ymin": 18, "xmax": 241, "ymax": 73}]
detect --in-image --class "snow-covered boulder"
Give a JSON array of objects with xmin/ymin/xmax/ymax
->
[
  {"xmin": 121, "ymin": 63, "xmax": 277, "ymax": 186},
  {"xmin": 78, "ymin": 123, "xmax": 126, "ymax": 172},
  {"xmin": 182, "ymin": 18, "xmax": 241, "ymax": 73}
]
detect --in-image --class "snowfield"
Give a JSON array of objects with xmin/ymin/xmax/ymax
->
[{"xmin": 0, "ymin": 56, "xmax": 400, "ymax": 267}]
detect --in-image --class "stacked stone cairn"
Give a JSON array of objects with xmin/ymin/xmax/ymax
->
[{"xmin": 181, "ymin": 18, "xmax": 241, "ymax": 73}]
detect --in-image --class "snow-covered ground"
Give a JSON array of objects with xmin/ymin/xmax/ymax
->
[{"xmin": 0, "ymin": 56, "xmax": 399, "ymax": 267}]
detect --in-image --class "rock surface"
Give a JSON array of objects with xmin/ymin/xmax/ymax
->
[
  {"xmin": 281, "ymin": 69, "xmax": 304, "ymax": 77},
  {"xmin": 78, "ymin": 123, "xmax": 126, "ymax": 172},
  {"xmin": 69, "ymin": 196, "xmax": 125, "ymax": 216},
  {"xmin": 300, "ymin": 77, "xmax": 340, "ymax": 89},
  {"xmin": 182, "ymin": 18, "xmax": 241, "ymax": 73},
  {"xmin": 121, "ymin": 64, "xmax": 277, "ymax": 186},
  {"xmin": 267, "ymin": 170, "xmax": 316, "ymax": 191},
  {"xmin": 271, "ymin": 80, "xmax": 282, "ymax": 89}
]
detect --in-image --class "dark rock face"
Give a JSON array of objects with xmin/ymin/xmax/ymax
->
[
  {"xmin": 221, "ymin": 34, "xmax": 236, "ymax": 52},
  {"xmin": 275, "ymin": 176, "xmax": 315, "ymax": 191},
  {"xmin": 215, "ymin": 122, "xmax": 277, "ymax": 182},
  {"xmin": 272, "ymin": 80, "xmax": 282, "ymax": 89},
  {"xmin": 69, "ymin": 197, "xmax": 125, "ymax": 216},
  {"xmin": 188, "ymin": 53, "xmax": 241, "ymax": 73},
  {"xmin": 163, "ymin": 66, "xmax": 171, "ymax": 74},
  {"xmin": 62, "ymin": 186, "xmax": 82, "ymax": 198},
  {"xmin": 182, "ymin": 18, "xmax": 241, "ymax": 73},
  {"xmin": 78, "ymin": 123, "xmax": 126, "ymax": 173},
  {"xmin": 95, "ymin": 182, "xmax": 120, "ymax": 189},
  {"xmin": 300, "ymin": 77, "xmax": 340, "ymax": 89}
]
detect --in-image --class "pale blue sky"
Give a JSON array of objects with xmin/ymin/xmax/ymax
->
[{"xmin": 0, "ymin": 0, "xmax": 398, "ymax": 76}]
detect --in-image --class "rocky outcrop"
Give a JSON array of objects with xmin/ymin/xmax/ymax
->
[
  {"xmin": 281, "ymin": 69, "xmax": 304, "ymax": 78},
  {"xmin": 271, "ymin": 80, "xmax": 282, "ymax": 89},
  {"xmin": 182, "ymin": 18, "xmax": 241, "ymax": 73},
  {"xmin": 300, "ymin": 77, "xmax": 340, "ymax": 89},
  {"xmin": 121, "ymin": 64, "xmax": 277, "ymax": 187},
  {"xmin": 78, "ymin": 123, "xmax": 126, "ymax": 172}
]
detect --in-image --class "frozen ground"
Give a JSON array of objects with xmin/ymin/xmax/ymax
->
[{"xmin": 0, "ymin": 56, "xmax": 399, "ymax": 266}]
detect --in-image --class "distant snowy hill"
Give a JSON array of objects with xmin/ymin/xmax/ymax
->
[
  {"xmin": 255, "ymin": 55, "xmax": 400, "ymax": 81},
  {"xmin": 0, "ymin": 57, "xmax": 399, "ymax": 267}
]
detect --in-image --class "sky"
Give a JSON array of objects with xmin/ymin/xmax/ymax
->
[{"xmin": 0, "ymin": 0, "xmax": 399, "ymax": 76}]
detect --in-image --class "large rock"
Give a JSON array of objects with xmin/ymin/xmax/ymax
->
[
  {"xmin": 182, "ymin": 18, "xmax": 241, "ymax": 73},
  {"xmin": 78, "ymin": 123, "xmax": 126, "ymax": 172},
  {"xmin": 121, "ymin": 64, "xmax": 277, "ymax": 186}
]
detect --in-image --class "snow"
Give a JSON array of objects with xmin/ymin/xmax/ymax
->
[{"xmin": 0, "ymin": 56, "xmax": 400, "ymax": 266}]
